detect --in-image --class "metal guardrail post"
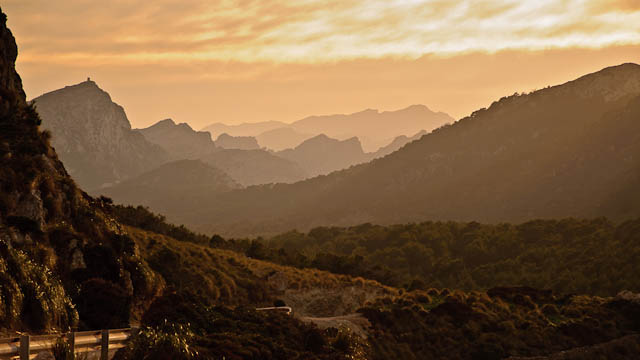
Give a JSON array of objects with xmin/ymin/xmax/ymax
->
[
  {"xmin": 69, "ymin": 331, "xmax": 76, "ymax": 360},
  {"xmin": 19, "ymin": 335, "xmax": 29, "ymax": 360},
  {"xmin": 100, "ymin": 330, "xmax": 109, "ymax": 360}
]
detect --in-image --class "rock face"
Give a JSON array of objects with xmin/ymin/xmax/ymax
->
[
  {"xmin": 214, "ymin": 133, "xmax": 260, "ymax": 150},
  {"xmin": 136, "ymin": 118, "xmax": 218, "ymax": 160},
  {"xmin": 276, "ymin": 134, "xmax": 369, "ymax": 177},
  {"xmin": 0, "ymin": 12, "xmax": 25, "ymax": 111},
  {"xmin": 32, "ymin": 80, "xmax": 168, "ymax": 191}
]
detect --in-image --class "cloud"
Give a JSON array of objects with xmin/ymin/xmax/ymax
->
[{"xmin": 4, "ymin": 0, "xmax": 640, "ymax": 65}]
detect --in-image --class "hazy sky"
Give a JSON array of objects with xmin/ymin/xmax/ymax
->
[{"xmin": 3, "ymin": 0, "xmax": 640, "ymax": 129}]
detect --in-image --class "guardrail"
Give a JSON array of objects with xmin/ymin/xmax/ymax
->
[
  {"xmin": 255, "ymin": 306, "xmax": 292, "ymax": 315},
  {"xmin": 0, "ymin": 328, "xmax": 134, "ymax": 360}
]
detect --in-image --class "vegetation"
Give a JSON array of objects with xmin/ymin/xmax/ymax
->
[
  {"xmin": 255, "ymin": 218, "xmax": 640, "ymax": 296},
  {"xmin": 360, "ymin": 286, "xmax": 640, "ymax": 359}
]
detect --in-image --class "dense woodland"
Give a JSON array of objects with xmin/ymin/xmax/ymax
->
[{"xmin": 251, "ymin": 218, "xmax": 640, "ymax": 296}]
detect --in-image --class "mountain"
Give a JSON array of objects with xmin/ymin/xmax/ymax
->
[
  {"xmin": 184, "ymin": 63, "xmax": 640, "ymax": 237},
  {"xmin": 276, "ymin": 134, "xmax": 368, "ymax": 177},
  {"xmin": 136, "ymin": 118, "xmax": 217, "ymax": 160},
  {"xmin": 0, "ymin": 9, "xmax": 167, "ymax": 332},
  {"xmin": 0, "ymin": 12, "xmax": 384, "ymax": 353},
  {"xmin": 100, "ymin": 160, "xmax": 239, "ymax": 219},
  {"xmin": 369, "ymin": 129, "xmax": 427, "ymax": 159},
  {"xmin": 200, "ymin": 149, "xmax": 307, "ymax": 186},
  {"xmin": 4, "ymin": 10, "xmax": 640, "ymax": 358},
  {"xmin": 256, "ymin": 127, "xmax": 313, "ymax": 151},
  {"xmin": 202, "ymin": 105, "xmax": 453, "ymax": 153},
  {"xmin": 214, "ymin": 133, "xmax": 260, "ymax": 150},
  {"xmin": 32, "ymin": 80, "xmax": 168, "ymax": 191},
  {"xmin": 137, "ymin": 118, "xmax": 305, "ymax": 185},
  {"xmin": 289, "ymin": 105, "xmax": 453, "ymax": 151},
  {"xmin": 202, "ymin": 120, "xmax": 287, "ymax": 138}
]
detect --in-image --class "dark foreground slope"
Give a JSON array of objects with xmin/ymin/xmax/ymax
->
[{"xmin": 189, "ymin": 64, "xmax": 640, "ymax": 237}]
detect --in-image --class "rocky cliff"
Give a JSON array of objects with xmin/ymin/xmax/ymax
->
[{"xmin": 32, "ymin": 81, "xmax": 168, "ymax": 191}]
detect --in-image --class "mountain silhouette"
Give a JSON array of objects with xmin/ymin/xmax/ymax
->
[
  {"xmin": 100, "ymin": 159, "xmax": 239, "ymax": 218},
  {"xmin": 276, "ymin": 134, "xmax": 368, "ymax": 177},
  {"xmin": 214, "ymin": 133, "xmax": 260, "ymax": 150},
  {"xmin": 203, "ymin": 104, "xmax": 453, "ymax": 152},
  {"xmin": 32, "ymin": 80, "xmax": 168, "ymax": 191},
  {"xmin": 184, "ymin": 63, "xmax": 640, "ymax": 237}
]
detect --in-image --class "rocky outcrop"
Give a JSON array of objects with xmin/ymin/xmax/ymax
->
[{"xmin": 32, "ymin": 80, "xmax": 168, "ymax": 191}]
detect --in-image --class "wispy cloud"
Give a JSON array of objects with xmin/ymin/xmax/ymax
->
[{"xmin": 5, "ymin": 0, "xmax": 640, "ymax": 64}]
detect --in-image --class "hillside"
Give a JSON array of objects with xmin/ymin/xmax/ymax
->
[
  {"xmin": 136, "ymin": 119, "xmax": 218, "ymax": 160},
  {"xmin": 369, "ymin": 130, "xmax": 427, "ymax": 159},
  {"xmin": 100, "ymin": 160, "xmax": 240, "ymax": 219},
  {"xmin": 200, "ymin": 149, "xmax": 307, "ymax": 186},
  {"xmin": 32, "ymin": 80, "xmax": 168, "ymax": 191},
  {"xmin": 276, "ymin": 135, "xmax": 369, "ymax": 177},
  {"xmin": 5, "ymin": 7, "xmax": 640, "ymax": 360},
  {"xmin": 178, "ymin": 63, "xmax": 640, "ymax": 237}
]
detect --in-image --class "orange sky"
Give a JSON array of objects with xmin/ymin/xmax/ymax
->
[{"xmin": 3, "ymin": 0, "xmax": 640, "ymax": 128}]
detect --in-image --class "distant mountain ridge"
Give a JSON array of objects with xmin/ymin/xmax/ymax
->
[
  {"xmin": 136, "ymin": 118, "xmax": 306, "ymax": 186},
  {"xmin": 136, "ymin": 118, "xmax": 217, "ymax": 160},
  {"xmin": 182, "ymin": 63, "xmax": 640, "ymax": 237},
  {"xmin": 203, "ymin": 104, "xmax": 453, "ymax": 152},
  {"xmin": 214, "ymin": 133, "xmax": 260, "ymax": 150},
  {"xmin": 32, "ymin": 80, "xmax": 168, "ymax": 191},
  {"xmin": 276, "ymin": 134, "xmax": 368, "ymax": 177}
]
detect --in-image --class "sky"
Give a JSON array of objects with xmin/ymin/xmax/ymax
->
[{"xmin": 3, "ymin": 0, "xmax": 640, "ymax": 129}]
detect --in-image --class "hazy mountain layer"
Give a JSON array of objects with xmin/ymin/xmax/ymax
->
[
  {"xmin": 185, "ymin": 63, "xmax": 640, "ymax": 237},
  {"xmin": 201, "ymin": 149, "xmax": 307, "ymax": 186},
  {"xmin": 290, "ymin": 104, "xmax": 452, "ymax": 151},
  {"xmin": 136, "ymin": 118, "xmax": 217, "ymax": 160},
  {"xmin": 256, "ymin": 127, "xmax": 313, "ymax": 151},
  {"xmin": 32, "ymin": 80, "xmax": 168, "ymax": 191},
  {"xmin": 203, "ymin": 104, "xmax": 453, "ymax": 152},
  {"xmin": 202, "ymin": 120, "xmax": 287, "ymax": 138},
  {"xmin": 276, "ymin": 134, "xmax": 369, "ymax": 177},
  {"xmin": 100, "ymin": 160, "xmax": 239, "ymax": 218},
  {"xmin": 214, "ymin": 133, "xmax": 260, "ymax": 150},
  {"xmin": 370, "ymin": 130, "xmax": 427, "ymax": 159}
]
